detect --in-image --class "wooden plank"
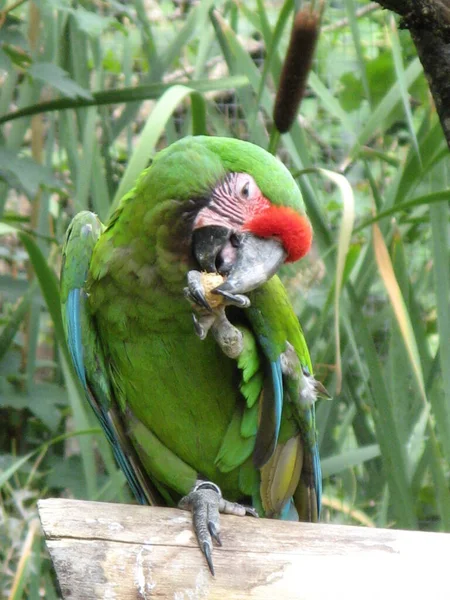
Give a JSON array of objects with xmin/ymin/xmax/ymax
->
[{"xmin": 38, "ymin": 498, "xmax": 450, "ymax": 599}]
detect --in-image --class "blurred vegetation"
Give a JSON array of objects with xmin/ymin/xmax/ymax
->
[{"xmin": 0, "ymin": 0, "xmax": 449, "ymax": 597}]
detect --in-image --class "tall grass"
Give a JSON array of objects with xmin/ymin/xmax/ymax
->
[{"xmin": 0, "ymin": 0, "xmax": 448, "ymax": 596}]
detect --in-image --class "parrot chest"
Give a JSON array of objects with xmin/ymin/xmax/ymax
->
[{"xmin": 99, "ymin": 318, "xmax": 243, "ymax": 489}]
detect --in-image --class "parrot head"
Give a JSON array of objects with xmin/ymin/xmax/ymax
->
[{"xmin": 147, "ymin": 136, "xmax": 312, "ymax": 296}]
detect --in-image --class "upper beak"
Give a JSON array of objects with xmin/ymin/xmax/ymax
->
[
  {"xmin": 192, "ymin": 226, "xmax": 286, "ymax": 297},
  {"xmin": 192, "ymin": 226, "xmax": 231, "ymax": 273}
]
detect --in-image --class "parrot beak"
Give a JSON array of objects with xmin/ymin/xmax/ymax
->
[
  {"xmin": 192, "ymin": 226, "xmax": 286, "ymax": 296},
  {"xmin": 213, "ymin": 233, "xmax": 287, "ymax": 296},
  {"xmin": 192, "ymin": 226, "xmax": 231, "ymax": 273}
]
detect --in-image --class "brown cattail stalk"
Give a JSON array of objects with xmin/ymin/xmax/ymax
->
[{"xmin": 273, "ymin": 4, "xmax": 322, "ymax": 134}]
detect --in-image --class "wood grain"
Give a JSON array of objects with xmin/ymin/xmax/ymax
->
[{"xmin": 38, "ymin": 498, "xmax": 450, "ymax": 599}]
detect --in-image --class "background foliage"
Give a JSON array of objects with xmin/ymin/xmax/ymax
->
[{"xmin": 0, "ymin": 0, "xmax": 449, "ymax": 597}]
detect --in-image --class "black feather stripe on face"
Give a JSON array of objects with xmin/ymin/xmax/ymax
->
[{"xmin": 207, "ymin": 173, "xmax": 245, "ymax": 227}]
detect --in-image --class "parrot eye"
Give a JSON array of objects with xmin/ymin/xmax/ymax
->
[{"xmin": 240, "ymin": 182, "xmax": 250, "ymax": 199}]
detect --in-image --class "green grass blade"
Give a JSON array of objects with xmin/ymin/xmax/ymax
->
[
  {"xmin": 372, "ymin": 222, "xmax": 427, "ymax": 405},
  {"xmin": 344, "ymin": 0, "xmax": 371, "ymax": 103},
  {"xmin": 0, "ymin": 452, "xmax": 34, "ymax": 488},
  {"xmin": 349, "ymin": 57, "xmax": 423, "ymax": 157},
  {"xmin": 0, "ymin": 280, "xmax": 38, "ymax": 362},
  {"xmin": 348, "ymin": 287, "xmax": 417, "ymax": 528},
  {"xmin": 388, "ymin": 15, "xmax": 420, "ymax": 163},
  {"xmin": 308, "ymin": 71, "xmax": 355, "ymax": 134},
  {"xmin": 110, "ymin": 85, "xmax": 211, "ymax": 212},
  {"xmin": 355, "ymin": 189, "xmax": 450, "ymax": 232},
  {"xmin": 75, "ymin": 107, "xmax": 97, "ymax": 211},
  {"xmin": 322, "ymin": 444, "xmax": 380, "ymax": 478},
  {"xmin": 254, "ymin": 0, "xmax": 293, "ymax": 108},
  {"xmin": 0, "ymin": 77, "xmax": 249, "ymax": 125},
  {"xmin": 430, "ymin": 199, "xmax": 450, "ymax": 457}
]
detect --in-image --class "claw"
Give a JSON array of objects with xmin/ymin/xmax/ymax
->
[
  {"xmin": 185, "ymin": 271, "xmax": 212, "ymax": 311},
  {"xmin": 212, "ymin": 288, "xmax": 250, "ymax": 308},
  {"xmin": 179, "ymin": 480, "xmax": 257, "ymax": 576},
  {"xmin": 208, "ymin": 521, "xmax": 222, "ymax": 546},
  {"xmin": 192, "ymin": 313, "xmax": 206, "ymax": 339},
  {"xmin": 203, "ymin": 541, "xmax": 215, "ymax": 576}
]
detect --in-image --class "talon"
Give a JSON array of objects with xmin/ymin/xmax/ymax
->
[
  {"xmin": 212, "ymin": 288, "xmax": 250, "ymax": 308},
  {"xmin": 185, "ymin": 271, "xmax": 212, "ymax": 311},
  {"xmin": 192, "ymin": 314, "xmax": 206, "ymax": 339},
  {"xmin": 179, "ymin": 480, "xmax": 257, "ymax": 576},
  {"xmin": 203, "ymin": 541, "xmax": 215, "ymax": 576},
  {"xmin": 208, "ymin": 521, "xmax": 222, "ymax": 546}
]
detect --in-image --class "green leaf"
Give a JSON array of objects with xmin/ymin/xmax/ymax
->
[
  {"xmin": 339, "ymin": 53, "xmax": 395, "ymax": 112},
  {"xmin": 352, "ymin": 57, "xmax": 423, "ymax": 155},
  {"xmin": 0, "ymin": 75, "xmax": 248, "ymax": 125},
  {"xmin": 71, "ymin": 7, "xmax": 117, "ymax": 38},
  {"xmin": 355, "ymin": 190, "xmax": 450, "ymax": 232},
  {"xmin": 322, "ymin": 444, "xmax": 380, "ymax": 478},
  {"xmin": 0, "ymin": 383, "xmax": 66, "ymax": 431},
  {"xmin": 0, "ymin": 148, "xmax": 63, "ymax": 198},
  {"xmin": 430, "ymin": 200, "xmax": 450, "ymax": 461},
  {"xmin": 388, "ymin": 16, "xmax": 420, "ymax": 163},
  {"xmin": 0, "ymin": 452, "xmax": 34, "ymax": 489},
  {"xmin": 0, "ymin": 280, "xmax": 37, "ymax": 362},
  {"xmin": 28, "ymin": 62, "xmax": 93, "ymax": 100},
  {"xmin": 17, "ymin": 233, "xmax": 68, "ymax": 363},
  {"xmin": 111, "ymin": 85, "xmax": 210, "ymax": 211},
  {"xmin": 0, "ymin": 222, "xmax": 18, "ymax": 236}
]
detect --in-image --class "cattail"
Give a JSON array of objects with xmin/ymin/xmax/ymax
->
[{"xmin": 273, "ymin": 4, "xmax": 322, "ymax": 134}]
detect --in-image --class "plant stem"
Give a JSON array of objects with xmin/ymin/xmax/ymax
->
[{"xmin": 267, "ymin": 127, "xmax": 280, "ymax": 155}]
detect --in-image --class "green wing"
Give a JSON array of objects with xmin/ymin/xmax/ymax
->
[
  {"xmin": 60, "ymin": 211, "xmax": 160, "ymax": 505},
  {"xmin": 248, "ymin": 276, "xmax": 321, "ymax": 521}
]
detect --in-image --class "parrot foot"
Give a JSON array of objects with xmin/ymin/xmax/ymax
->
[
  {"xmin": 185, "ymin": 270, "xmax": 249, "ymax": 353},
  {"xmin": 184, "ymin": 270, "xmax": 250, "ymax": 312},
  {"xmin": 192, "ymin": 313, "xmax": 216, "ymax": 340},
  {"xmin": 184, "ymin": 271, "xmax": 213, "ymax": 311},
  {"xmin": 179, "ymin": 480, "xmax": 258, "ymax": 576},
  {"xmin": 192, "ymin": 308, "xmax": 244, "ymax": 359}
]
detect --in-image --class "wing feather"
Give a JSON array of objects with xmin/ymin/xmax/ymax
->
[{"xmin": 61, "ymin": 211, "xmax": 160, "ymax": 505}]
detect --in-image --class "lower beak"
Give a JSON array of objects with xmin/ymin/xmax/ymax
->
[{"xmin": 192, "ymin": 226, "xmax": 286, "ymax": 297}]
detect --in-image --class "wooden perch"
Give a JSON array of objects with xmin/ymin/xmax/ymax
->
[{"xmin": 38, "ymin": 498, "xmax": 450, "ymax": 599}]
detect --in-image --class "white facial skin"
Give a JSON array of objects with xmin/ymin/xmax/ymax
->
[
  {"xmin": 194, "ymin": 173, "xmax": 268, "ymax": 230},
  {"xmin": 193, "ymin": 173, "xmax": 270, "ymax": 273}
]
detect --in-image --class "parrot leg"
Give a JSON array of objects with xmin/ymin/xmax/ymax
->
[
  {"xmin": 281, "ymin": 342, "xmax": 331, "ymax": 409},
  {"xmin": 211, "ymin": 310, "xmax": 244, "ymax": 359},
  {"xmin": 179, "ymin": 480, "xmax": 258, "ymax": 576},
  {"xmin": 191, "ymin": 306, "xmax": 244, "ymax": 359}
]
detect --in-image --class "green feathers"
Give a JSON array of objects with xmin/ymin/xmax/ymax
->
[{"xmin": 61, "ymin": 135, "xmax": 321, "ymax": 523}]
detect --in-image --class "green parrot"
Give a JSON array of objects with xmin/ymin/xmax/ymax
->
[{"xmin": 60, "ymin": 136, "xmax": 325, "ymax": 574}]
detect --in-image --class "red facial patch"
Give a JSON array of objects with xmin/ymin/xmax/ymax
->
[{"xmin": 244, "ymin": 205, "xmax": 312, "ymax": 262}]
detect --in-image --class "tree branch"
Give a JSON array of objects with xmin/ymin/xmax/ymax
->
[{"xmin": 375, "ymin": 0, "xmax": 450, "ymax": 148}]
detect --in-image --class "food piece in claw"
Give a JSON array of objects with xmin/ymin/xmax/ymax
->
[
  {"xmin": 200, "ymin": 272, "xmax": 227, "ymax": 309},
  {"xmin": 184, "ymin": 272, "xmax": 249, "ymax": 348},
  {"xmin": 179, "ymin": 480, "xmax": 258, "ymax": 575}
]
